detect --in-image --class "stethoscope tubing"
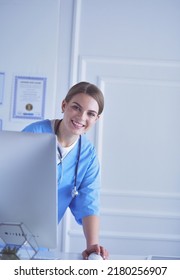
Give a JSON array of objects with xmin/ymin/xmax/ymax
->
[{"xmin": 55, "ymin": 119, "xmax": 81, "ymax": 198}]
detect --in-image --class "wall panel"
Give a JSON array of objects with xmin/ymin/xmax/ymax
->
[
  {"xmin": 65, "ymin": 55, "xmax": 180, "ymax": 256},
  {"xmin": 61, "ymin": 0, "xmax": 180, "ymax": 257}
]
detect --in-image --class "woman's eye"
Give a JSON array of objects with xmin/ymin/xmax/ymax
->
[
  {"xmin": 88, "ymin": 112, "xmax": 96, "ymax": 118},
  {"xmin": 72, "ymin": 105, "xmax": 80, "ymax": 111}
]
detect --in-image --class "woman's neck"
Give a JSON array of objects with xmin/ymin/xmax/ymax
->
[{"xmin": 56, "ymin": 119, "xmax": 79, "ymax": 147}]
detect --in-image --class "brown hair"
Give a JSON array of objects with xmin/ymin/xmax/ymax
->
[{"xmin": 64, "ymin": 82, "xmax": 104, "ymax": 115}]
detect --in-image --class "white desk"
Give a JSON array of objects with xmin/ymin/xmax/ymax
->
[
  {"xmin": 35, "ymin": 251, "xmax": 147, "ymax": 260},
  {"xmin": 35, "ymin": 251, "xmax": 180, "ymax": 260}
]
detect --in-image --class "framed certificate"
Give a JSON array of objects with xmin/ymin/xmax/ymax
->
[
  {"xmin": 0, "ymin": 119, "xmax": 2, "ymax": 131},
  {"xmin": 0, "ymin": 72, "xmax": 5, "ymax": 104},
  {"xmin": 12, "ymin": 76, "xmax": 47, "ymax": 119}
]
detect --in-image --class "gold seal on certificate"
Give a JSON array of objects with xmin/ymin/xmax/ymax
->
[{"xmin": 25, "ymin": 103, "xmax": 33, "ymax": 111}]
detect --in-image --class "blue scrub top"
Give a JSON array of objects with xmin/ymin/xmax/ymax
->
[{"xmin": 22, "ymin": 119, "xmax": 100, "ymax": 225}]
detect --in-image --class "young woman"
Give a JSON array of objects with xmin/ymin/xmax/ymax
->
[{"xmin": 22, "ymin": 81, "xmax": 109, "ymax": 260}]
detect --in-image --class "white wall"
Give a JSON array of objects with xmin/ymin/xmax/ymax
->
[
  {"xmin": 62, "ymin": 0, "xmax": 180, "ymax": 257},
  {"xmin": 0, "ymin": 0, "xmax": 61, "ymax": 131}
]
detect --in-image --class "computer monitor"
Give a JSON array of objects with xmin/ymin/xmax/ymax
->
[{"xmin": 0, "ymin": 130, "xmax": 57, "ymax": 251}]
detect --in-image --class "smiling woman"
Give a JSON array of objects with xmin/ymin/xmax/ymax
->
[{"xmin": 22, "ymin": 81, "xmax": 109, "ymax": 260}]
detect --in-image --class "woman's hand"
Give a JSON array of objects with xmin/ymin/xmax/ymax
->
[{"xmin": 82, "ymin": 244, "xmax": 109, "ymax": 260}]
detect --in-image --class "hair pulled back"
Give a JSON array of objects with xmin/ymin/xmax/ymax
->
[{"xmin": 64, "ymin": 82, "xmax": 104, "ymax": 115}]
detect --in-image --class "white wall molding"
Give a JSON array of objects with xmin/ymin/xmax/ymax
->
[
  {"xmin": 99, "ymin": 77, "xmax": 180, "ymax": 87},
  {"xmin": 100, "ymin": 190, "xmax": 180, "ymax": 215},
  {"xmin": 100, "ymin": 208, "xmax": 180, "ymax": 220},
  {"xmin": 70, "ymin": 0, "xmax": 82, "ymax": 85},
  {"xmin": 101, "ymin": 189, "xmax": 180, "ymax": 199},
  {"xmin": 67, "ymin": 229, "xmax": 180, "ymax": 242},
  {"xmin": 78, "ymin": 55, "xmax": 180, "ymax": 85},
  {"xmin": 79, "ymin": 55, "xmax": 180, "ymax": 68}
]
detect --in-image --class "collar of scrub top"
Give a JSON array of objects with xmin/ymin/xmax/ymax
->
[{"xmin": 54, "ymin": 119, "xmax": 81, "ymax": 198}]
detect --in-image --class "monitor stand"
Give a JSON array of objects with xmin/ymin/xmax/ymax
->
[{"xmin": 0, "ymin": 222, "xmax": 39, "ymax": 259}]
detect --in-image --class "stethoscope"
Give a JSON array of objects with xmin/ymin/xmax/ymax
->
[{"xmin": 55, "ymin": 120, "xmax": 81, "ymax": 198}]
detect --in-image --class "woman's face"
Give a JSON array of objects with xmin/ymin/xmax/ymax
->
[{"xmin": 61, "ymin": 93, "xmax": 100, "ymax": 136}]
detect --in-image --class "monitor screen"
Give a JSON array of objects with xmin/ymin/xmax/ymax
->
[{"xmin": 0, "ymin": 130, "xmax": 57, "ymax": 251}]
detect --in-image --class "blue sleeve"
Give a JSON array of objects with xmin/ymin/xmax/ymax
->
[
  {"xmin": 22, "ymin": 120, "xmax": 53, "ymax": 134},
  {"xmin": 69, "ymin": 147, "xmax": 101, "ymax": 225}
]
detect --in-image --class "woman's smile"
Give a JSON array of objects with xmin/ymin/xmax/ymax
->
[{"xmin": 71, "ymin": 120, "xmax": 85, "ymax": 129}]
